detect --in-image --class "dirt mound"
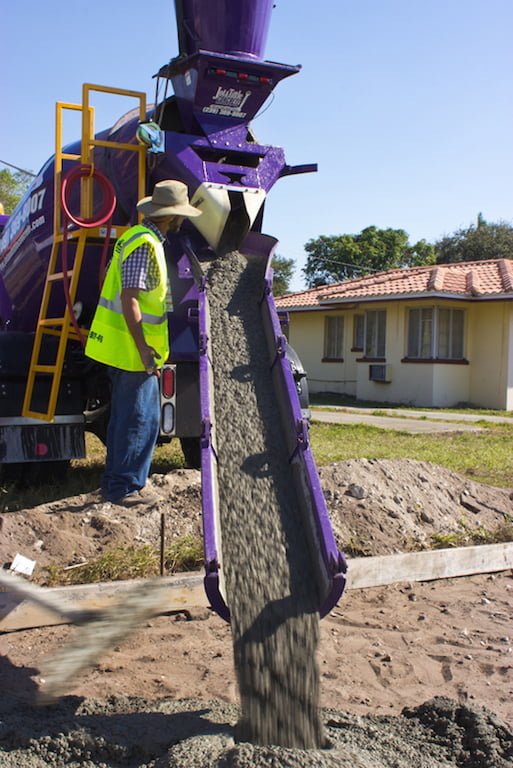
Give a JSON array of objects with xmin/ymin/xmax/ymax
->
[
  {"xmin": 320, "ymin": 458, "xmax": 512, "ymax": 556},
  {"xmin": 0, "ymin": 469, "xmax": 202, "ymax": 579},
  {"xmin": 0, "ymin": 460, "xmax": 510, "ymax": 579}
]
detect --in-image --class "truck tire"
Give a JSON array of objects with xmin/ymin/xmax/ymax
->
[{"xmin": 180, "ymin": 437, "xmax": 201, "ymax": 469}]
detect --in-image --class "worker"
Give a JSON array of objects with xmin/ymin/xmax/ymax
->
[{"xmin": 85, "ymin": 180, "xmax": 201, "ymax": 506}]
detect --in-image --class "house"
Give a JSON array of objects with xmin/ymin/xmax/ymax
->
[{"xmin": 275, "ymin": 258, "xmax": 513, "ymax": 410}]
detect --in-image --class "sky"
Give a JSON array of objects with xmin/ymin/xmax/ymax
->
[{"xmin": 2, "ymin": 0, "xmax": 513, "ymax": 291}]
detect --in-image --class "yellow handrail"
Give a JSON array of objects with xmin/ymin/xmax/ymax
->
[{"xmin": 22, "ymin": 84, "xmax": 148, "ymax": 422}]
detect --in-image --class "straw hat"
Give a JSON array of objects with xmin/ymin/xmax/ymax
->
[{"xmin": 137, "ymin": 180, "xmax": 201, "ymax": 218}]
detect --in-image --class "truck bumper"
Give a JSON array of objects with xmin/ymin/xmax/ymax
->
[{"xmin": 0, "ymin": 418, "xmax": 85, "ymax": 463}]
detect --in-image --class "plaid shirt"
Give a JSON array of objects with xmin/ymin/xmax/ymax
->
[{"xmin": 121, "ymin": 218, "xmax": 166, "ymax": 291}]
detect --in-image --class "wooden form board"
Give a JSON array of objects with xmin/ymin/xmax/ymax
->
[
  {"xmin": 1, "ymin": 542, "xmax": 512, "ymax": 633},
  {"xmin": 0, "ymin": 572, "xmax": 206, "ymax": 633},
  {"xmin": 345, "ymin": 541, "xmax": 513, "ymax": 590}
]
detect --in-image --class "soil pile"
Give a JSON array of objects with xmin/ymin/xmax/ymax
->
[
  {"xmin": 0, "ymin": 460, "xmax": 510, "ymax": 578},
  {"xmin": 0, "ymin": 470, "xmax": 202, "ymax": 578},
  {"xmin": 319, "ymin": 458, "xmax": 512, "ymax": 556}
]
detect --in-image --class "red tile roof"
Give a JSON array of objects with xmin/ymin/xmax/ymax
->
[{"xmin": 276, "ymin": 259, "xmax": 513, "ymax": 309}]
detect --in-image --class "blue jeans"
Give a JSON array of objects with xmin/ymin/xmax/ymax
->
[{"xmin": 101, "ymin": 367, "xmax": 160, "ymax": 502}]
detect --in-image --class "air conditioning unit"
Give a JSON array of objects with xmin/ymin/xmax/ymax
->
[{"xmin": 369, "ymin": 364, "xmax": 392, "ymax": 383}]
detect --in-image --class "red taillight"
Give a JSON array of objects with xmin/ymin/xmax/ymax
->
[
  {"xmin": 162, "ymin": 367, "xmax": 175, "ymax": 398},
  {"xmin": 215, "ymin": 68, "xmax": 226, "ymax": 76},
  {"xmin": 238, "ymin": 72, "xmax": 249, "ymax": 80},
  {"xmin": 35, "ymin": 443, "xmax": 49, "ymax": 457},
  {"xmin": 259, "ymin": 76, "xmax": 271, "ymax": 84}
]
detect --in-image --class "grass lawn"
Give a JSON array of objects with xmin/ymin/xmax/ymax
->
[{"xmin": 309, "ymin": 421, "xmax": 513, "ymax": 488}]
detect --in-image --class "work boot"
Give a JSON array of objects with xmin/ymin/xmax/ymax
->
[
  {"xmin": 89, "ymin": 488, "xmax": 106, "ymax": 502},
  {"xmin": 114, "ymin": 487, "xmax": 161, "ymax": 508}
]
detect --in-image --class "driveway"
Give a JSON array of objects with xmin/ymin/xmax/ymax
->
[{"xmin": 309, "ymin": 406, "xmax": 513, "ymax": 433}]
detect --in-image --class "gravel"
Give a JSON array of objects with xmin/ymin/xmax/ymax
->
[{"xmin": 0, "ymin": 694, "xmax": 511, "ymax": 767}]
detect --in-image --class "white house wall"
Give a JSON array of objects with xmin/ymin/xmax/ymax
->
[
  {"xmin": 360, "ymin": 358, "xmax": 435, "ymax": 405},
  {"xmin": 288, "ymin": 311, "xmax": 358, "ymax": 396},
  {"xmin": 432, "ymin": 364, "xmax": 470, "ymax": 407},
  {"xmin": 508, "ymin": 307, "xmax": 513, "ymax": 410},
  {"xmin": 468, "ymin": 302, "xmax": 510, "ymax": 410},
  {"xmin": 287, "ymin": 299, "xmax": 512, "ymax": 409}
]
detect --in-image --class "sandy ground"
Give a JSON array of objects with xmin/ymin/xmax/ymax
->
[
  {"xmin": 2, "ymin": 571, "xmax": 513, "ymax": 722},
  {"xmin": 0, "ymin": 460, "xmax": 512, "ymax": 765}
]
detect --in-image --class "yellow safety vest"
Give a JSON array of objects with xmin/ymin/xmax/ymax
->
[{"xmin": 85, "ymin": 225, "xmax": 170, "ymax": 371}]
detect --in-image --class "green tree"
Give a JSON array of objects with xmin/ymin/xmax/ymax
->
[
  {"xmin": 272, "ymin": 254, "xmax": 295, "ymax": 295},
  {"xmin": 435, "ymin": 214, "xmax": 513, "ymax": 264},
  {"xmin": 0, "ymin": 168, "xmax": 32, "ymax": 213},
  {"xmin": 302, "ymin": 226, "xmax": 435, "ymax": 288}
]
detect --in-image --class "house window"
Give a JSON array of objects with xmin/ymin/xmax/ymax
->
[
  {"xmin": 353, "ymin": 314, "xmax": 364, "ymax": 350},
  {"xmin": 407, "ymin": 307, "xmax": 465, "ymax": 359},
  {"xmin": 408, "ymin": 308, "xmax": 433, "ymax": 358},
  {"xmin": 323, "ymin": 316, "xmax": 344, "ymax": 360},
  {"xmin": 438, "ymin": 308, "xmax": 464, "ymax": 358},
  {"xmin": 365, "ymin": 310, "xmax": 386, "ymax": 358}
]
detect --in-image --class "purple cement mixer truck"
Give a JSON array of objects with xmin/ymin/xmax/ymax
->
[{"xmin": 0, "ymin": 0, "xmax": 346, "ymax": 618}]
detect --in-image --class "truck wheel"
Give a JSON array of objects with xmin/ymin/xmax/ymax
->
[{"xmin": 180, "ymin": 438, "xmax": 201, "ymax": 469}]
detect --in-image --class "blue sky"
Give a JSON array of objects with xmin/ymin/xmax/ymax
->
[{"xmin": 3, "ymin": 0, "xmax": 513, "ymax": 290}]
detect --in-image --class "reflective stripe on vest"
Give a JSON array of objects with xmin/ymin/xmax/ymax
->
[
  {"xmin": 97, "ymin": 296, "xmax": 166, "ymax": 325},
  {"xmin": 85, "ymin": 225, "xmax": 170, "ymax": 371}
]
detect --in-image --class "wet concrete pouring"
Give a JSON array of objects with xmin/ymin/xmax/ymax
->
[{"xmin": 207, "ymin": 251, "xmax": 324, "ymax": 749}]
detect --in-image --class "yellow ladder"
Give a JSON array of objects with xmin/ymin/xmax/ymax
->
[{"xmin": 22, "ymin": 84, "xmax": 147, "ymax": 422}]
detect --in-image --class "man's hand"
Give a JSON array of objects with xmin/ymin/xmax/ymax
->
[
  {"xmin": 140, "ymin": 345, "xmax": 161, "ymax": 374},
  {"xmin": 120, "ymin": 288, "xmax": 162, "ymax": 373}
]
